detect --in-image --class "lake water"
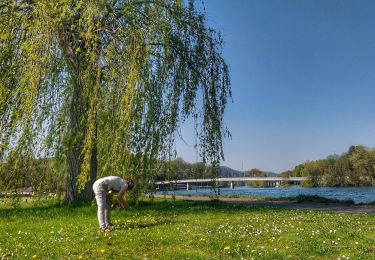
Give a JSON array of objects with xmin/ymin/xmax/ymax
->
[{"xmin": 155, "ymin": 186, "xmax": 375, "ymax": 204}]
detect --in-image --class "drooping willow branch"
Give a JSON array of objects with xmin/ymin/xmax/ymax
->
[{"xmin": 0, "ymin": 0, "xmax": 231, "ymax": 198}]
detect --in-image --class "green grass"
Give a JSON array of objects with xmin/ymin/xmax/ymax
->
[{"xmin": 0, "ymin": 196, "xmax": 374, "ymax": 259}]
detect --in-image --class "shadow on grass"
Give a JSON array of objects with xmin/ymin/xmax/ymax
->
[
  {"xmin": 0, "ymin": 196, "xmax": 288, "ymax": 222},
  {"xmin": 118, "ymin": 220, "xmax": 173, "ymax": 229},
  {"xmin": 290, "ymin": 195, "xmax": 355, "ymax": 204},
  {"xmin": 111, "ymin": 199, "xmax": 262, "ymax": 230},
  {"xmin": 0, "ymin": 198, "xmax": 95, "ymax": 219},
  {"xmin": 133, "ymin": 198, "xmax": 282, "ymax": 215}
]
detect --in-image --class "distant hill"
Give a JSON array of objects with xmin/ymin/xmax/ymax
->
[
  {"xmin": 264, "ymin": 171, "xmax": 279, "ymax": 177},
  {"xmin": 161, "ymin": 157, "xmax": 279, "ymax": 180},
  {"xmin": 219, "ymin": 166, "xmax": 279, "ymax": 178},
  {"xmin": 219, "ymin": 166, "xmax": 245, "ymax": 178}
]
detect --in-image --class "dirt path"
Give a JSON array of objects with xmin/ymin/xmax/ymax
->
[{"xmin": 157, "ymin": 195, "xmax": 375, "ymax": 214}]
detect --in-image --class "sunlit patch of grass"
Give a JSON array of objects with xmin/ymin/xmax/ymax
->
[{"xmin": 0, "ymin": 197, "xmax": 374, "ymax": 259}]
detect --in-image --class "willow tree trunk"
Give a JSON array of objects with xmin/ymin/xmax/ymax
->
[
  {"xmin": 57, "ymin": 22, "xmax": 98, "ymax": 202},
  {"xmin": 64, "ymin": 76, "xmax": 97, "ymax": 202}
]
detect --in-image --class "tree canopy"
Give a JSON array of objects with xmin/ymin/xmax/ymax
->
[
  {"xmin": 0, "ymin": 0, "xmax": 231, "ymax": 201},
  {"xmin": 294, "ymin": 145, "xmax": 375, "ymax": 187}
]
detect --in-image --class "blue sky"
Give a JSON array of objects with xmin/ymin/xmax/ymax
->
[{"xmin": 176, "ymin": 0, "xmax": 375, "ymax": 173}]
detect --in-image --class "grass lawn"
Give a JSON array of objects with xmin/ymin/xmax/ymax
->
[{"xmin": 0, "ymin": 196, "xmax": 374, "ymax": 259}]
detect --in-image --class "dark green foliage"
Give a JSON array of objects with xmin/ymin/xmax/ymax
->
[
  {"xmin": 293, "ymin": 195, "xmax": 354, "ymax": 204},
  {"xmin": 0, "ymin": 158, "xmax": 64, "ymax": 192}
]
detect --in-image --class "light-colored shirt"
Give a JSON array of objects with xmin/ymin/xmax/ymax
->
[{"xmin": 95, "ymin": 176, "xmax": 128, "ymax": 192}]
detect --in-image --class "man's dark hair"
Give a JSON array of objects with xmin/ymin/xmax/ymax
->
[{"xmin": 127, "ymin": 178, "xmax": 134, "ymax": 190}]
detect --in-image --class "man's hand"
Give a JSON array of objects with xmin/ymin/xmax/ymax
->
[{"xmin": 111, "ymin": 201, "xmax": 120, "ymax": 209}]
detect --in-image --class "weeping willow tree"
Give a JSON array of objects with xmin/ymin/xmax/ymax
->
[{"xmin": 0, "ymin": 0, "xmax": 231, "ymax": 202}]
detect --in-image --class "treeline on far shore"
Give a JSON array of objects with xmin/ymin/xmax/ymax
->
[
  {"xmin": 157, "ymin": 145, "xmax": 375, "ymax": 188},
  {"xmin": 284, "ymin": 145, "xmax": 375, "ymax": 187}
]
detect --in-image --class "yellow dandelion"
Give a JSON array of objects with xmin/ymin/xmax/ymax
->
[
  {"xmin": 32, "ymin": 255, "xmax": 37, "ymax": 259},
  {"xmin": 100, "ymin": 249, "xmax": 106, "ymax": 253},
  {"xmin": 224, "ymin": 246, "xmax": 230, "ymax": 250},
  {"xmin": 78, "ymin": 255, "xmax": 83, "ymax": 259}
]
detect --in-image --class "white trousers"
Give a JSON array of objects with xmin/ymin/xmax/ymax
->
[{"xmin": 93, "ymin": 181, "xmax": 110, "ymax": 229}]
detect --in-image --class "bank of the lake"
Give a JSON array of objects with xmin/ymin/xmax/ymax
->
[
  {"xmin": 156, "ymin": 186, "xmax": 375, "ymax": 204},
  {"xmin": 154, "ymin": 195, "xmax": 375, "ymax": 214}
]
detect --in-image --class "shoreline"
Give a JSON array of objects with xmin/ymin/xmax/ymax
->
[{"xmin": 154, "ymin": 194, "xmax": 375, "ymax": 214}]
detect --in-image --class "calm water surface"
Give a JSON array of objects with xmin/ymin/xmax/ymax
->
[{"xmin": 156, "ymin": 186, "xmax": 375, "ymax": 204}]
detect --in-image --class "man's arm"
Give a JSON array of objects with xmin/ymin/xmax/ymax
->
[{"xmin": 116, "ymin": 185, "xmax": 129, "ymax": 209}]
